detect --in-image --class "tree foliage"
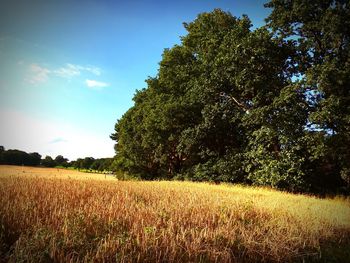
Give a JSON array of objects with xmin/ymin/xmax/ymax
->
[
  {"xmin": 111, "ymin": 6, "xmax": 348, "ymax": 193},
  {"xmin": 69, "ymin": 157, "xmax": 114, "ymax": 172},
  {"xmin": 265, "ymin": 0, "xmax": 350, "ymax": 192},
  {"xmin": 0, "ymin": 148, "xmax": 41, "ymax": 166},
  {"xmin": 41, "ymin": 156, "xmax": 56, "ymax": 167},
  {"xmin": 54, "ymin": 155, "xmax": 69, "ymax": 167},
  {"xmin": 111, "ymin": 9, "xmax": 322, "ymax": 190}
]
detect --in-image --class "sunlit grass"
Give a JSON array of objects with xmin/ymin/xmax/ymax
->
[
  {"xmin": 0, "ymin": 165, "xmax": 115, "ymax": 181},
  {"xmin": 0, "ymin": 165, "xmax": 349, "ymax": 262}
]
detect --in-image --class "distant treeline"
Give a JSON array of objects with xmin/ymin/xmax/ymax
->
[
  {"xmin": 70, "ymin": 157, "xmax": 113, "ymax": 172},
  {"xmin": 0, "ymin": 146, "xmax": 114, "ymax": 172},
  {"xmin": 0, "ymin": 146, "xmax": 42, "ymax": 166}
]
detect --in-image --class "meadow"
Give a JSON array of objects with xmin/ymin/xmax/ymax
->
[{"xmin": 0, "ymin": 165, "xmax": 349, "ymax": 262}]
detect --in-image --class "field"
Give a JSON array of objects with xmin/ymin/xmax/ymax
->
[{"xmin": 0, "ymin": 165, "xmax": 349, "ymax": 262}]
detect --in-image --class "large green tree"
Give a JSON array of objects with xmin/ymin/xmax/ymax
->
[
  {"xmin": 111, "ymin": 6, "xmax": 349, "ymax": 193},
  {"xmin": 111, "ymin": 9, "xmax": 310, "ymax": 190}
]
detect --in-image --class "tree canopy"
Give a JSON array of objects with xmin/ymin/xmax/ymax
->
[
  {"xmin": 109, "ymin": 3, "xmax": 348, "ymax": 194},
  {"xmin": 0, "ymin": 148, "xmax": 41, "ymax": 166}
]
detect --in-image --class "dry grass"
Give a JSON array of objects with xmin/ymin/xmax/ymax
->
[
  {"xmin": 0, "ymin": 165, "xmax": 116, "ymax": 181},
  {"xmin": 0, "ymin": 165, "xmax": 349, "ymax": 262}
]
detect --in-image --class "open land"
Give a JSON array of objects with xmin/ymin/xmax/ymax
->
[{"xmin": 0, "ymin": 165, "xmax": 349, "ymax": 262}]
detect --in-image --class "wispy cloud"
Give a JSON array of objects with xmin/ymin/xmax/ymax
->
[
  {"xmin": 25, "ymin": 62, "xmax": 104, "ymax": 85},
  {"xmin": 86, "ymin": 79, "xmax": 109, "ymax": 89},
  {"xmin": 26, "ymin": 63, "xmax": 51, "ymax": 84},
  {"xmin": 49, "ymin": 137, "xmax": 68, "ymax": 144},
  {"xmin": 83, "ymin": 66, "xmax": 101, "ymax": 76},
  {"xmin": 54, "ymin": 64, "xmax": 101, "ymax": 79},
  {"xmin": 54, "ymin": 64, "xmax": 81, "ymax": 78}
]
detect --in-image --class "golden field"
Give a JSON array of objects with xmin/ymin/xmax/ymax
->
[{"xmin": 0, "ymin": 165, "xmax": 349, "ymax": 262}]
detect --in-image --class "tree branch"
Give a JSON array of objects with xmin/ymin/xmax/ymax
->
[{"xmin": 220, "ymin": 92, "xmax": 250, "ymax": 112}]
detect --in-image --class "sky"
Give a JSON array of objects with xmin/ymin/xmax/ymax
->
[{"xmin": 0, "ymin": 0, "xmax": 270, "ymax": 161}]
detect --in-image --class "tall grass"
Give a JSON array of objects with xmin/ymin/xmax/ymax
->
[{"xmin": 0, "ymin": 165, "xmax": 349, "ymax": 262}]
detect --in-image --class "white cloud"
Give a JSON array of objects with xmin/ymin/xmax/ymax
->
[
  {"xmin": 24, "ymin": 62, "xmax": 104, "ymax": 86},
  {"xmin": 85, "ymin": 79, "xmax": 109, "ymax": 89},
  {"xmin": 83, "ymin": 66, "xmax": 101, "ymax": 76},
  {"xmin": 0, "ymin": 109, "xmax": 115, "ymax": 160},
  {"xmin": 49, "ymin": 137, "xmax": 68, "ymax": 144},
  {"xmin": 54, "ymin": 63, "xmax": 81, "ymax": 78},
  {"xmin": 53, "ymin": 64, "xmax": 101, "ymax": 79},
  {"xmin": 26, "ymin": 63, "xmax": 50, "ymax": 84}
]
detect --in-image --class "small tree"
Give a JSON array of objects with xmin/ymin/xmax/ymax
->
[
  {"xmin": 41, "ymin": 156, "xmax": 56, "ymax": 167},
  {"xmin": 0, "ymin": 146, "xmax": 4, "ymax": 164},
  {"xmin": 54, "ymin": 155, "xmax": 69, "ymax": 167},
  {"xmin": 29, "ymin": 152, "xmax": 41, "ymax": 166}
]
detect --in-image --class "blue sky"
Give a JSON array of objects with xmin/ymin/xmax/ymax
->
[{"xmin": 0, "ymin": 0, "xmax": 270, "ymax": 160}]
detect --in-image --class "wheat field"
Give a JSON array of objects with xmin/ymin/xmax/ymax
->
[{"xmin": 0, "ymin": 165, "xmax": 349, "ymax": 262}]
